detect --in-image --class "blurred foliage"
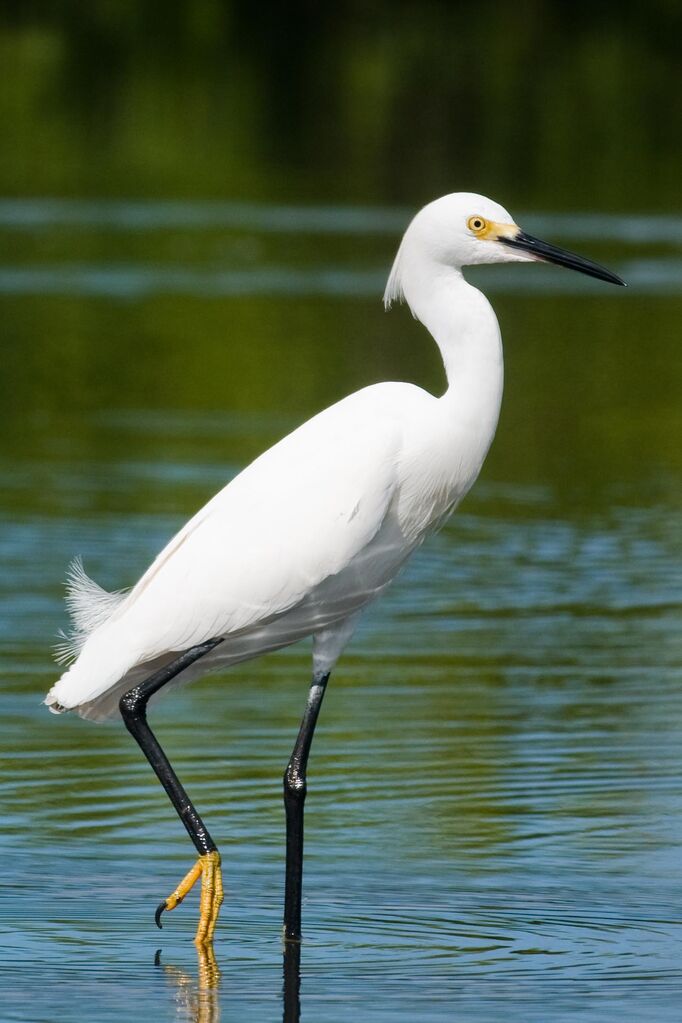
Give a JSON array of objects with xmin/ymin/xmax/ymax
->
[{"xmin": 0, "ymin": 0, "xmax": 679, "ymax": 208}]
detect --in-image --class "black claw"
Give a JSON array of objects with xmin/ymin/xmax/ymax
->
[
  {"xmin": 154, "ymin": 949, "xmax": 162, "ymax": 966},
  {"xmin": 155, "ymin": 901, "xmax": 167, "ymax": 929}
]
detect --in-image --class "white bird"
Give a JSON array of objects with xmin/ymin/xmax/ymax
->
[{"xmin": 45, "ymin": 192, "xmax": 623, "ymax": 947}]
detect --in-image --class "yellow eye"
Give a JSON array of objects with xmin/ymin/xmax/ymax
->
[{"xmin": 467, "ymin": 216, "xmax": 487, "ymax": 234}]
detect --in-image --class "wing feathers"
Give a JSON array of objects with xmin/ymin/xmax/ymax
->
[{"xmin": 47, "ymin": 387, "xmax": 407, "ymax": 717}]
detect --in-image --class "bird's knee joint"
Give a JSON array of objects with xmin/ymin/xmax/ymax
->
[
  {"xmin": 119, "ymin": 689, "xmax": 144, "ymax": 719},
  {"xmin": 283, "ymin": 767, "xmax": 306, "ymax": 799}
]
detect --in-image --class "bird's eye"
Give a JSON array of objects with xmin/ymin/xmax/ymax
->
[{"xmin": 467, "ymin": 216, "xmax": 487, "ymax": 234}]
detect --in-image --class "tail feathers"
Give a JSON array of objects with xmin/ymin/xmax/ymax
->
[
  {"xmin": 47, "ymin": 653, "xmax": 172, "ymax": 722},
  {"xmin": 54, "ymin": 557, "xmax": 128, "ymax": 666},
  {"xmin": 45, "ymin": 623, "xmax": 141, "ymax": 718}
]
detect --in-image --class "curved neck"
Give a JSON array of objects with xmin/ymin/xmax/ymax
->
[{"xmin": 404, "ymin": 267, "xmax": 504, "ymax": 430}]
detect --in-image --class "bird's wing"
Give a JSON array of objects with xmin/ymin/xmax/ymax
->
[
  {"xmin": 45, "ymin": 387, "xmax": 416, "ymax": 714},
  {"xmin": 103, "ymin": 402, "xmax": 401, "ymax": 660}
]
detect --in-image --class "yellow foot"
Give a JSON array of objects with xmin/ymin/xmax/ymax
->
[{"xmin": 155, "ymin": 850, "xmax": 224, "ymax": 946}]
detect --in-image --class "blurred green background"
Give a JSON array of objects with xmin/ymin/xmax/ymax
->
[{"xmin": 0, "ymin": 1, "xmax": 679, "ymax": 206}]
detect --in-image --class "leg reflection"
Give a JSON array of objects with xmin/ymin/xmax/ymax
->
[
  {"xmin": 283, "ymin": 939, "xmax": 301, "ymax": 1023},
  {"xmin": 155, "ymin": 945, "xmax": 221, "ymax": 1023},
  {"xmin": 155, "ymin": 939, "xmax": 302, "ymax": 1022}
]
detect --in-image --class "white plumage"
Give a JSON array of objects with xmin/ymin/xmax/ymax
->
[{"xmin": 45, "ymin": 192, "xmax": 622, "ymax": 722}]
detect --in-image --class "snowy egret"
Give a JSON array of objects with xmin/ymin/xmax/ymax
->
[{"xmin": 45, "ymin": 192, "xmax": 624, "ymax": 946}]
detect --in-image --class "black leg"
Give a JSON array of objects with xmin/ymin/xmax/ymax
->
[
  {"xmin": 283, "ymin": 671, "xmax": 330, "ymax": 941},
  {"xmin": 119, "ymin": 637, "xmax": 223, "ymax": 926},
  {"xmin": 282, "ymin": 939, "xmax": 301, "ymax": 1023}
]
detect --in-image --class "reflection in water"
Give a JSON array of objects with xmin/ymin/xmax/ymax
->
[
  {"xmin": 156, "ymin": 946, "xmax": 221, "ymax": 1023},
  {"xmin": 155, "ymin": 942, "xmax": 302, "ymax": 1023}
]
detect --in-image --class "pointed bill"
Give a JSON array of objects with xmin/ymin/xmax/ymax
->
[{"xmin": 497, "ymin": 227, "xmax": 626, "ymax": 286}]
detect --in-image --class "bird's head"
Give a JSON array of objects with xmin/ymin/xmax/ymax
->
[{"xmin": 384, "ymin": 192, "xmax": 624, "ymax": 308}]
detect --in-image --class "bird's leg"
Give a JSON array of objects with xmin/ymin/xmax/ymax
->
[
  {"xmin": 282, "ymin": 670, "xmax": 330, "ymax": 941},
  {"xmin": 119, "ymin": 638, "xmax": 224, "ymax": 946},
  {"xmin": 282, "ymin": 937, "xmax": 302, "ymax": 1023}
]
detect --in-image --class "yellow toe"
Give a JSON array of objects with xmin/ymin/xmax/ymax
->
[
  {"xmin": 163, "ymin": 859, "xmax": 204, "ymax": 914},
  {"xmin": 195, "ymin": 851, "xmax": 223, "ymax": 947},
  {"xmin": 156, "ymin": 850, "xmax": 223, "ymax": 946}
]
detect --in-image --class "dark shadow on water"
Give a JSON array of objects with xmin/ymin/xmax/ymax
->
[{"xmin": 154, "ymin": 941, "xmax": 302, "ymax": 1023}]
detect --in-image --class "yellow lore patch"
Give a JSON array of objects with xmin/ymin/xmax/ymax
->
[{"xmin": 467, "ymin": 216, "xmax": 519, "ymax": 241}]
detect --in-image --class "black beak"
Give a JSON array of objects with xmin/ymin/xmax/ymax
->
[{"xmin": 500, "ymin": 230, "xmax": 626, "ymax": 287}]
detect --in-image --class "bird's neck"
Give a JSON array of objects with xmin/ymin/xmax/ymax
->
[{"xmin": 406, "ymin": 267, "xmax": 504, "ymax": 430}]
